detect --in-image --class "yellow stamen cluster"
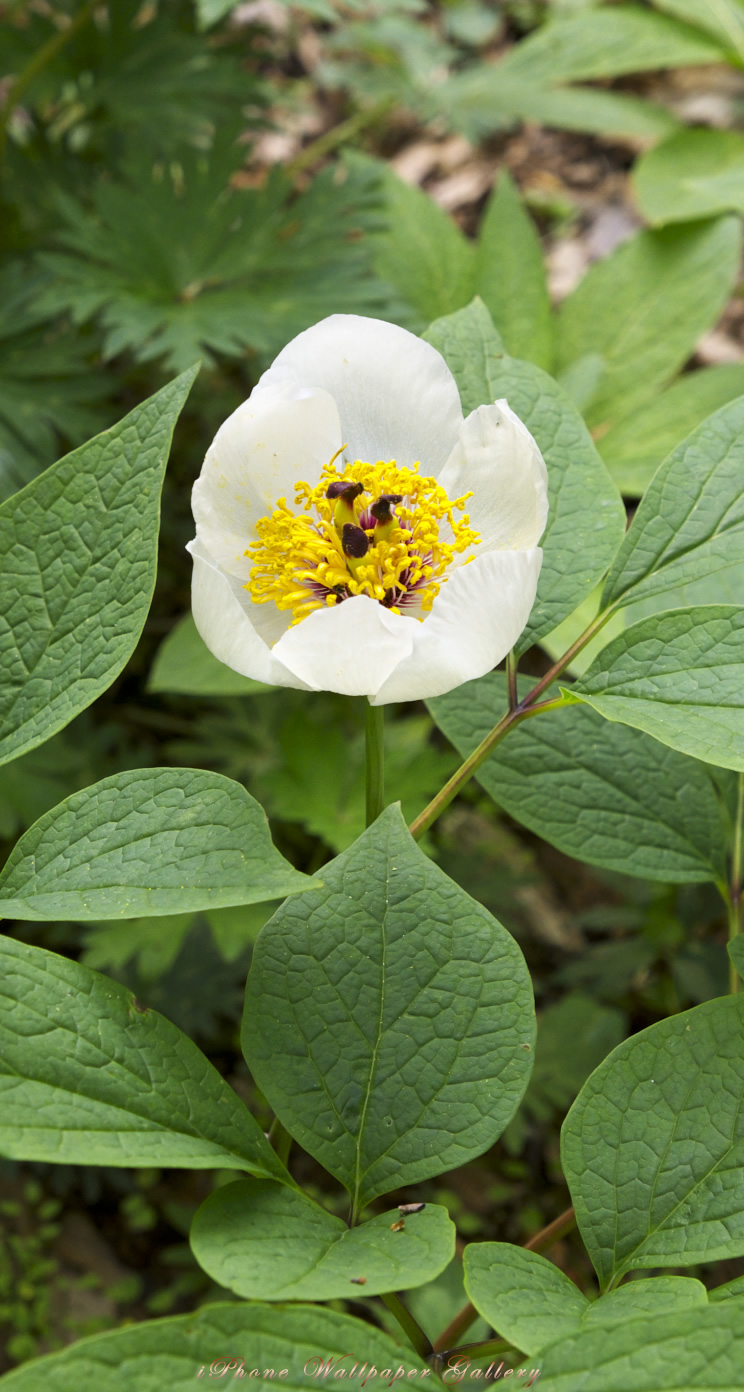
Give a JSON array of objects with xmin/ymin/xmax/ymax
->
[{"xmin": 245, "ymin": 455, "xmax": 480, "ymax": 626}]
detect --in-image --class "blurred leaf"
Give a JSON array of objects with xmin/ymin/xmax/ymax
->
[
  {"xmin": 556, "ymin": 217, "xmax": 742, "ymax": 430},
  {"xmin": 36, "ymin": 140, "xmax": 389, "ymax": 371},
  {"xmin": 634, "ymin": 129, "xmax": 744, "ymax": 225},
  {"xmin": 475, "ymin": 172, "xmax": 554, "ymax": 370},
  {"xmin": 81, "ymin": 913, "xmax": 194, "ymax": 980},
  {"xmin": 501, "ymin": 5, "xmax": 725, "ymax": 83},
  {"xmin": 438, "ymin": 71, "xmax": 679, "ymax": 142},
  {"xmin": 599, "ymin": 366, "xmax": 744, "ymax": 496},
  {"xmin": 652, "ymin": 0, "xmax": 744, "ymax": 58},
  {"xmin": 525, "ymin": 993, "xmax": 626, "ymax": 1121},
  {"xmin": 149, "ymin": 613, "xmax": 273, "ymax": 696}
]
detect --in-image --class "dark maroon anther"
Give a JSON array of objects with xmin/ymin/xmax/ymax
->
[
  {"xmin": 342, "ymin": 523, "xmax": 369, "ymax": 559},
  {"xmin": 371, "ymin": 493, "xmax": 403, "ymax": 522},
  {"xmin": 326, "ymin": 480, "xmax": 364, "ymax": 502}
]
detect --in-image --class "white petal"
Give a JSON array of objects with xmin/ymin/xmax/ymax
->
[
  {"xmin": 273, "ymin": 594, "xmax": 415, "ymax": 697},
  {"xmin": 370, "ymin": 548, "xmax": 543, "ymax": 705},
  {"xmin": 439, "ymin": 401, "xmax": 549, "ymax": 555},
  {"xmin": 192, "ymin": 383, "xmax": 342, "ymax": 581},
  {"xmin": 189, "ymin": 540, "xmax": 310, "ymax": 690},
  {"xmin": 259, "ymin": 314, "xmax": 463, "ymax": 474}
]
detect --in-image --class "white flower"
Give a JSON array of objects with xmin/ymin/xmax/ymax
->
[{"xmin": 188, "ymin": 315, "xmax": 548, "ymax": 705}]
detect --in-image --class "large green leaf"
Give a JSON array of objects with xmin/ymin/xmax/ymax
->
[
  {"xmin": 148, "ymin": 613, "xmax": 272, "ymax": 696},
  {"xmin": 464, "ymin": 1244, "xmax": 706, "ymax": 1355},
  {"xmin": 555, "ymin": 217, "xmax": 742, "ymax": 429},
  {"xmin": 0, "ymin": 367, "xmax": 197, "ymax": 769},
  {"xmin": 634, "ymin": 129, "xmax": 744, "ymax": 226},
  {"xmin": 562, "ymin": 995, "xmax": 744, "ymax": 1288},
  {"xmin": 190, "ymin": 1179, "xmax": 454, "ymax": 1299},
  {"xmin": 440, "ymin": 68, "xmax": 679, "ymax": 142},
  {"xmin": 427, "ymin": 673, "xmax": 728, "ymax": 884},
  {"xmin": 571, "ymin": 606, "xmax": 744, "ymax": 771},
  {"xmin": 474, "ymin": 173, "xmax": 553, "ymax": 371},
  {"xmin": 501, "ymin": 5, "xmax": 724, "ymax": 83},
  {"xmin": 0, "ymin": 935, "xmax": 289, "ymax": 1180},
  {"xmin": 242, "ymin": 805, "xmax": 534, "ymax": 1215},
  {"xmin": 0, "ymin": 1301, "xmax": 424, "ymax": 1389},
  {"xmin": 653, "ymin": 0, "xmax": 744, "ymax": 61},
  {"xmin": 424, "ymin": 302, "xmax": 625, "ymax": 648},
  {"xmin": 0, "ymin": 767, "xmax": 309, "ymax": 921},
  {"xmin": 602, "ymin": 395, "xmax": 744, "ymax": 611},
  {"xmin": 538, "ymin": 1302, "xmax": 744, "ymax": 1389},
  {"xmin": 363, "ymin": 156, "xmax": 475, "ymax": 330},
  {"xmin": 599, "ymin": 366, "xmax": 744, "ymax": 496}
]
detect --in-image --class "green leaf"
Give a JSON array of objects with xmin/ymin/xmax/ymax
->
[
  {"xmin": 0, "ymin": 935, "xmax": 289, "ymax": 1181},
  {"xmin": 148, "ymin": 613, "xmax": 272, "ymax": 696},
  {"xmin": 427, "ymin": 672, "xmax": 728, "ymax": 884},
  {"xmin": 602, "ymin": 395, "xmax": 744, "ymax": 611},
  {"xmin": 474, "ymin": 172, "xmax": 554, "ymax": 370},
  {"xmin": 0, "ymin": 367, "xmax": 198, "ymax": 769},
  {"xmin": 0, "ymin": 767, "xmax": 310, "ymax": 921},
  {"xmin": 242, "ymin": 804, "xmax": 535, "ymax": 1214},
  {"xmin": 0, "ymin": 1301, "xmax": 425, "ymax": 1390},
  {"xmin": 464, "ymin": 1244, "xmax": 589, "ymax": 1353},
  {"xmin": 729, "ymin": 935, "xmax": 744, "ymax": 983},
  {"xmin": 424, "ymin": 302, "xmax": 626, "ymax": 648},
  {"xmin": 634, "ymin": 129, "xmax": 744, "ymax": 226},
  {"xmin": 466, "ymin": 1244, "xmax": 709, "ymax": 1358},
  {"xmin": 555, "ymin": 217, "xmax": 742, "ymax": 430},
  {"xmin": 440, "ymin": 68, "xmax": 679, "ymax": 142},
  {"xmin": 501, "ymin": 4, "xmax": 724, "ymax": 83},
  {"xmin": 562, "ymin": 994, "xmax": 744, "ymax": 1287},
  {"xmin": 190, "ymin": 1179, "xmax": 455, "ymax": 1299},
  {"xmin": 652, "ymin": 0, "xmax": 744, "ymax": 60},
  {"xmin": 710, "ymin": 1272, "xmax": 744, "ymax": 1302},
  {"xmin": 571, "ymin": 606, "xmax": 744, "ymax": 772},
  {"xmin": 363, "ymin": 155, "xmax": 475, "ymax": 330},
  {"xmin": 539, "ymin": 1302, "xmax": 744, "ymax": 1389},
  {"xmin": 38, "ymin": 141, "xmax": 389, "ymax": 372},
  {"xmin": 599, "ymin": 366, "xmax": 744, "ymax": 496}
]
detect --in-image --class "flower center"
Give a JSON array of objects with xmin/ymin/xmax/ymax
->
[{"xmin": 245, "ymin": 453, "xmax": 480, "ymax": 626}]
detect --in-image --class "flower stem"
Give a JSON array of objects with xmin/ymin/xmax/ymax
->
[
  {"xmin": 379, "ymin": 1292, "xmax": 436, "ymax": 1364},
  {"xmin": 365, "ymin": 700, "xmax": 385, "ymax": 827},
  {"xmin": 410, "ymin": 608, "xmax": 615, "ymax": 841},
  {"xmin": 286, "ymin": 98, "xmax": 394, "ymax": 178},
  {"xmin": 728, "ymin": 772, "xmax": 744, "ymax": 995},
  {"xmin": 506, "ymin": 649, "xmax": 519, "ymax": 711}
]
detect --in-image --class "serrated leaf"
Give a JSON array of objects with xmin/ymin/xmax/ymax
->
[
  {"xmin": 571, "ymin": 605, "xmax": 744, "ymax": 772},
  {"xmin": 539, "ymin": 1303, "xmax": 744, "ymax": 1389},
  {"xmin": 0, "ymin": 1301, "xmax": 424, "ymax": 1390},
  {"xmin": 440, "ymin": 68, "xmax": 679, "ymax": 142},
  {"xmin": 242, "ymin": 805, "xmax": 534, "ymax": 1215},
  {"xmin": 0, "ymin": 767, "xmax": 310, "ymax": 921},
  {"xmin": 599, "ymin": 366, "xmax": 744, "ymax": 496},
  {"xmin": 191, "ymin": 1179, "xmax": 454, "ymax": 1299},
  {"xmin": 424, "ymin": 302, "xmax": 625, "ymax": 647},
  {"xmin": 555, "ymin": 217, "xmax": 742, "ymax": 430},
  {"xmin": 363, "ymin": 155, "xmax": 475, "ymax": 330},
  {"xmin": 427, "ymin": 672, "xmax": 728, "ymax": 884},
  {"xmin": 602, "ymin": 395, "xmax": 744, "ymax": 611},
  {"xmin": 562, "ymin": 994, "xmax": 744, "ymax": 1287},
  {"xmin": 148, "ymin": 613, "xmax": 272, "ymax": 696},
  {"xmin": 0, "ymin": 367, "xmax": 198, "ymax": 768},
  {"xmin": 634, "ymin": 129, "xmax": 744, "ymax": 226},
  {"xmin": 0, "ymin": 935, "xmax": 289, "ymax": 1181},
  {"xmin": 474, "ymin": 172, "xmax": 553, "ymax": 370},
  {"xmin": 37, "ymin": 141, "xmax": 389, "ymax": 372},
  {"xmin": 500, "ymin": 5, "xmax": 724, "ymax": 84}
]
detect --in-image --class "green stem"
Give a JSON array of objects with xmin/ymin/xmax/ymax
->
[
  {"xmin": 437, "ymin": 1337, "xmax": 512, "ymax": 1365},
  {"xmin": 285, "ymin": 98, "xmax": 394, "ymax": 178},
  {"xmin": 365, "ymin": 700, "xmax": 385, "ymax": 827},
  {"xmin": 0, "ymin": 0, "xmax": 99, "ymax": 161},
  {"xmin": 728, "ymin": 772, "xmax": 744, "ymax": 995},
  {"xmin": 379, "ymin": 1291, "xmax": 436, "ymax": 1365},
  {"xmin": 506, "ymin": 649, "xmax": 518, "ymax": 711},
  {"xmin": 267, "ymin": 1116, "xmax": 293, "ymax": 1168},
  {"xmin": 410, "ymin": 608, "xmax": 615, "ymax": 841}
]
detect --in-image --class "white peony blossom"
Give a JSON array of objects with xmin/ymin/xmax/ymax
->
[{"xmin": 188, "ymin": 315, "xmax": 548, "ymax": 705}]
